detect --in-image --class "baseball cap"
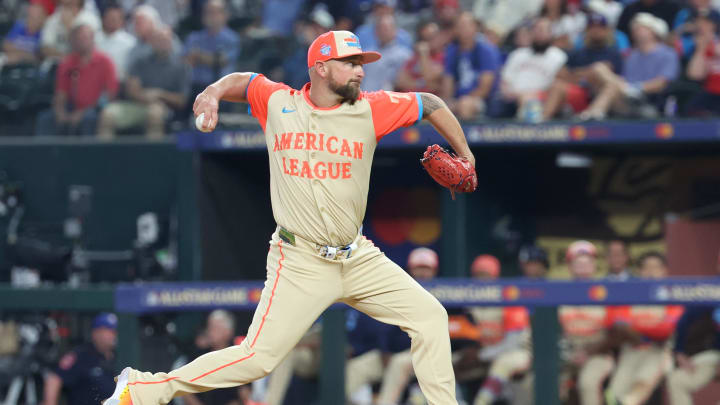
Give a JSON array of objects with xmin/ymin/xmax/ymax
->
[
  {"xmin": 92, "ymin": 313, "xmax": 118, "ymax": 330},
  {"xmin": 632, "ymin": 12, "xmax": 668, "ymax": 39},
  {"xmin": 518, "ymin": 245, "xmax": 549, "ymax": 268},
  {"xmin": 407, "ymin": 247, "xmax": 439, "ymax": 269},
  {"xmin": 307, "ymin": 31, "xmax": 381, "ymax": 68},
  {"xmin": 471, "ymin": 254, "xmax": 500, "ymax": 279},
  {"xmin": 566, "ymin": 240, "xmax": 597, "ymax": 262},
  {"xmin": 587, "ymin": 13, "xmax": 608, "ymax": 27}
]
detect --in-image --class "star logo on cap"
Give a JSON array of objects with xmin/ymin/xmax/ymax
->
[{"xmin": 320, "ymin": 44, "xmax": 331, "ymax": 56}]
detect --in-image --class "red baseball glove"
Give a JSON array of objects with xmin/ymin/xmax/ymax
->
[{"xmin": 420, "ymin": 144, "xmax": 477, "ymax": 199}]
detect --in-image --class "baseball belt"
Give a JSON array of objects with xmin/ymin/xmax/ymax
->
[{"xmin": 278, "ymin": 226, "xmax": 361, "ymax": 260}]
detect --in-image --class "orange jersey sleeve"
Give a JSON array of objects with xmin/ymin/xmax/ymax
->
[
  {"xmin": 503, "ymin": 306, "xmax": 530, "ymax": 331},
  {"xmin": 246, "ymin": 73, "xmax": 290, "ymax": 131},
  {"xmin": 365, "ymin": 90, "xmax": 422, "ymax": 141}
]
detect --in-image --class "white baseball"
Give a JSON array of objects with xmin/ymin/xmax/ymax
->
[{"xmin": 195, "ymin": 113, "xmax": 211, "ymax": 132}]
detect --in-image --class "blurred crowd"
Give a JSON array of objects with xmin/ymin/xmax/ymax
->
[
  {"xmin": 2, "ymin": 0, "xmax": 720, "ymax": 137},
  {"xmin": 25, "ymin": 239, "xmax": 719, "ymax": 405}
]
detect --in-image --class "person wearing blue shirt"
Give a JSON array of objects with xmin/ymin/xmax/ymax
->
[
  {"xmin": 578, "ymin": 13, "xmax": 678, "ymax": 120},
  {"xmin": 41, "ymin": 313, "xmax": 118, "ymax": 405},
  {"xmin": 184, "ymin": 0, "xmax": 240, "ymax": 98},
  {"xmin": 441, "ymin": 12, "xmax": 500, "ymax": 120},
  {"xmin": 354, "ymin": 0, "xmax": 413, "ymax": 51},
  {"xmin": 2, "ymin": 3, "xmax": 46, "ymax": 65}
]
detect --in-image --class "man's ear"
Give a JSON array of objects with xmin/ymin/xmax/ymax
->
[{"xmin": 315, "ymin": 61, "xmax": 328, "ymax": 78}]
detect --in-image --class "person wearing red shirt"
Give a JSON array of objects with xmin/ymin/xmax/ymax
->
[
  {"xmin": 394, "ymin": 21, "xmax": 446, "ymax": 95},
  {"xmin": 604, "ymin": 252, "xmax": 684, "ymax": 405},
  {"xmin": 35, "ymin": 23, "xmax": 117, "ymax": 136},
  {"xmin": 686, "ymin": 14, "xmax": 720, "ymax": 116}
]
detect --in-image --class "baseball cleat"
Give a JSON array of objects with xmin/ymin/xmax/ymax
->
[{"xmin": 103, "ymin": 367, "xmax": 132, "ymax": 405}]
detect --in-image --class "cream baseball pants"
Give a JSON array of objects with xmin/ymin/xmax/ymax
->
[{"xmin": 125, "ymin": 227, "xmax": 457, "ymax": 405}]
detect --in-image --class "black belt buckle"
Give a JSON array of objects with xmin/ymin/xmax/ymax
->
[{"xmin": 279, "ymin": 227, "xmax": 296, "ymax": 246}]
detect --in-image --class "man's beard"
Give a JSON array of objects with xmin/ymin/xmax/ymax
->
[
  {"xmin": 531, "ymin": 40, "xmax": 551, "ymax": 54},
  {"xmin": 329, "ymin": 76, "xmax": 361, "ymax": 105}
]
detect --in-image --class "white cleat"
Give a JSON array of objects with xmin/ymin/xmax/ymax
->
[{"xmin": 102, "ymin": 367, "xmax": 132, "ymax": 405}]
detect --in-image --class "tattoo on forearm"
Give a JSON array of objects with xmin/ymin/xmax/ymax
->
[{"xmin": 420, "ymin": 92, "xmax": 446, "ymax": 118}]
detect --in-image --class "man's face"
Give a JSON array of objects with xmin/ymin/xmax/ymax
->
[
  {"xmin": 455, "ymin": 13, "xmax": 476, "ymax": 43},
  {"xmin": 71, "ymin": 25, "xmax": 94, "ymax": 54},
  {"xmin": 203, "ymin": 1, "xmax": 227, "ymax": 31},
  {"xmin": 471, "ymin": 267, "xmax": 496, "ymax": 280},
  {"xmin": 532, "ymin": 18, "xmax": 553, "ymax": 44},
  {"xmin": 134, "ymin": 13, "xmax": 154, "ymax": 40},
  {"xmin": 103, "ymin": 8, "xmax": 124, "ymax": 33},
  {"xmin": 150, "ymin": 28, "xmax": 173, "ymax": 54},
  {"xmin": 521, "ymin": 261, "xmax": 547, "ymax": 278},
  {"xmin": 632, "ymin": 23, "xmax": 655, "ymax": 44},
  {"xmin": 607, "ymin": 241, "xmax": 629, "ymax": 273},
  {"xmin": 639, "ymin": 257, "xmax": 667, "ymax": 279},
  {"xmin": 206, "ymin": 318, "xmax": 232, "ymax": 349},
  {"xmin": 376, "ymin": 15, "xmax": 396, "ymax": 45},
  {"xmin": 587, "ymin": 23, "xmax": 608, "ymax": 42},
  {"xmin": 325, "ymin": 56, "xmax": 364, "ymax": 103},
  {"xmin": 409, "ymin": 265, "xmax": 437, "ymax": 281},
  {"xmin": 569, "ymin": 255, "xmax": 596, "ymax": 279},
  {"xmin": 27, "ymin": 4, "xmax": 47, "ymax": 32},
  {"xmin": 92, "ymin": 328, "xmax": 117, "ymax": 352},
  {"xmin": 691, "ymin": 0, "xmax": 710, "ymax": 8}
]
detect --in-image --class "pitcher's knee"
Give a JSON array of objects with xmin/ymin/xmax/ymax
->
[
  {"xmin": 415, "ymin": 299, "xmax": 448, "ymax": 334},
  {"xmin": 252, "ymin": 351, "xmax": 285, "ymax": 377}
]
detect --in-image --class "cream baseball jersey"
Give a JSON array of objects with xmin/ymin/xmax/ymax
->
[{"xmin": 246, "ymin": 74, "xmax": 422, "ymax": 246}]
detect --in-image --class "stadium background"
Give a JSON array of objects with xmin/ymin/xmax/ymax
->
[{"xmin": 1, "ymin": 0, "xmax": 720, "ymax": 404}]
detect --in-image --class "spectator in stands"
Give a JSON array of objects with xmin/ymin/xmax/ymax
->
[
  {"xmin": 685, "ymin": 14, "xmax": 720, "ymax": 116},
  {"xmin": 441, "ymin": 12, "xmax": 500, "ymax": 120},
  {"xmin": 586, "ymin": 0, "xmax": 624, "ymax": 28},
  {"xmin": 184, "ymin": 0, "xmax": 240, "ymax": 98},
  {"xmin": 496, "ymin": 17, "xmax": 568, "ymax": 121},
  {"xmin": 617, "ymin": 0, "xmax": 679, "ymax": 38},
  {"xmin": 394, "ymin": 20, "xmax": 446, "ymax": 94},
  {"xmin": 467, "ymin": 255, "xmax": 533, "ymax": 405},
  {"xmin": 41, "ymin": 313, "xmax": 117, "ymax": 405},
  {"xmin": 605, "ymin": 239, "xmax": 633, "ymax": 280},
  {"xmin": 2, "ymin": 2, "xmax": 47, "ymax": 65},
  {"xmin": 98, "ymin": 26, "xmax": 188, "ymax": 139},
  {"xmin": 355, "ymin": 0, "xmax": 413, "ymax": 51},
  {"xmin": 96, "ymin": 2, "xmax": 135, "ymax": 80},
  {"xmin": 473, "ymin": 0, "xmax": 543, "ymax": 46},
  {"xmin": 35, "ymin": 23, "xmax": 117, "ymax": 136},
  {"xmin": 578, "ymin": 13, "xmax": 678, "ymax": 120},
  {"xmin": 544, "ymin": 13, "xmax": 624, "ymax": 119},
  {"xmin": 605, "ymin": 252, "xmax": 684, "ymax": 405},
  {"xmin": 41, "ymin": 0, "xmax": 101, "ymax": 60},
  {"xmin": 360, "ymin": 14, "xmax": 412, "ymax": 91},
  {"xmin": 180, "ymin": 310, "xmax": 242, "ymax": 405},
  {"xmin": 672, "ymin": 0, "xmax": 720, "ymax": 59},
  {"xmin": 126, "ymin": 5, "xmax": 163, "ymax": 68},
  {"xmin": 539, "ymin": 0, "xmax": 587, "ymax": 50},
  {"xmin": 282, "ymin": 7, "xmax": 335, "ymax": 90},
  {"xmin": 518, "ymin": 244, "xmax": 549, "ymax": 278},
  {"xmin": 433, "ymin": 0, "xmax": 462, "ymax": 49},
  {"xmin": 667, "ymin": 256, "xmax": 720, "ymax": 405}
]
